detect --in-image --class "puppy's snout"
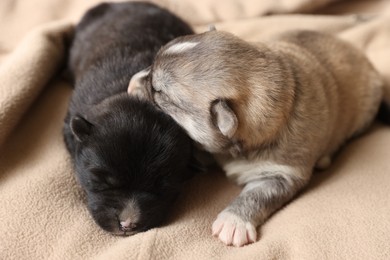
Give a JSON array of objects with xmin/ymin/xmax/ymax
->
[
  {"xmin": 119, "ymin": 218, "xmax": 137, "ymax": 231},
  {"xmin": 118, "ymin": 198, "xmax": 140, "ymax": 233}
]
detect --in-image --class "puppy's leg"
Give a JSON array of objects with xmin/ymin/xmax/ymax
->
[{"xmin": 212, "ymin": 166, "xmax": 309, "ymax": 247}]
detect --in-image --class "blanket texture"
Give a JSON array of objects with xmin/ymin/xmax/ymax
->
[{"xmin": 1, "ymin": 0, "xmax": 390, "ymax": 259}]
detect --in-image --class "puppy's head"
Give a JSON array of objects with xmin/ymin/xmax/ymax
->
[
  {"xmin": 70, "ymin": 95, "xmax": 195, "ymax": 235},
  {"xmin": 128, "ymin": 31, "xmax": 273, "ymax": 155}
]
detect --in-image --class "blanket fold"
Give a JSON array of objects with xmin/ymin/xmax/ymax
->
[{"xmin": 0, "ymin": 21, "xmax": 73, "ymax": 147}]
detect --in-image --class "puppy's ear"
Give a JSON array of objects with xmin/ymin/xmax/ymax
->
[
  {"xmin": 210, "ymin": 99, "xmax": 238, "ymax": 138},
  {"xmin": 128, "ymin": 66, "xmax": 151, "ymax": 94},
  {"xmin": 70, "ymin": 116, "xmax": 93, "ymax": 142}
]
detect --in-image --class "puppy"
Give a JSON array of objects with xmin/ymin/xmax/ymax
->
[
  {"xmin": 63, "ymin": 2, "xmax": 195, "ymax": 236},
  {"xmin": 128, "ymin": 29, "xmax": 389, "ymax": 246}
]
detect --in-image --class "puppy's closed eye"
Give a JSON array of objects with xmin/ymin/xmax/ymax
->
[
  {"xmin": 88, "ymin": 168, "xmax": 123, "ymax": 189},
  {"xmin": 151, "ymin": 81, "xmax": 163, "ymax": 92}
]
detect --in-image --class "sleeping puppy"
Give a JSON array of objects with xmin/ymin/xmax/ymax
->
[
  {"xmin": 63, "ymin": 2, "xmax": 195, "ymax": 236},
  {"xmin": 128, "ymin": 29, "xmax": 388, "ymax": 246}
]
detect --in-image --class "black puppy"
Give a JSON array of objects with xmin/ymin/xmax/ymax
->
[{"xmin": 63, "ymin": 2, "xmax": 195, "ymax": 235}]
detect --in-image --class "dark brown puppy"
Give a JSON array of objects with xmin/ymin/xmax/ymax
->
[{"xmin": 63, "ymin": 2, "xmax": 196, "ymax": 236}]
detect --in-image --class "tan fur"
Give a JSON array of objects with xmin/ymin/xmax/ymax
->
[{"xmin": 128, "ymin": 30, "xmax": 384, "ymax": 246}]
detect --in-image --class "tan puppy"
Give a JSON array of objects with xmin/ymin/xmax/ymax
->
[{"xmin": 128, "ymin": 30, "xmax": 386, "ymax": 246}]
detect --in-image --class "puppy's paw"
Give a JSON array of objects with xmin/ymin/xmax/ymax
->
[{"xmin": 212, "ymin": 211, "xmax": 257, "ymax": 247}]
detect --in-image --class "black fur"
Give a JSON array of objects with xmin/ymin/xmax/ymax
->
[
  {"xmin": 378, "ymin": 102, "xmax": 390, "ymax": 125},
  {"xmin": 63, "ymin": 2, "xmax": 195, "ymax": 235}
]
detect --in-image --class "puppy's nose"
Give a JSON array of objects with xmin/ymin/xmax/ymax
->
[{"xmin": 120, "ymin": 218, "xmax": 137, "ymax": 231}]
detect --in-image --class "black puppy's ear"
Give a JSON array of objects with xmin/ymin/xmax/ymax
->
[
  {"xmin": 210, "ymin": 99, "xmax": 238, "ymax": 138},
  {"xmin": 70, "ymin": 116, "xmax": 93, "ymax": 142}
]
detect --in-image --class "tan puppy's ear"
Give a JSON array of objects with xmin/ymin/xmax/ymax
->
[
  {"xmin": 208, "ymin": 24, "xmax": 216, "ymax": 32},
  {"xmin": 210, "ymin": 99, "xmax": 238, "ymax": 138},
  {"xmin": 128, "ymin": 66, "xmax": 151, "ymax": 94}
]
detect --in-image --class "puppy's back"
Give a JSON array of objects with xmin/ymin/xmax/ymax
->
[
  {"xmin": 272, "ymin": 30, "xmax": 383, "ymax": 147},
  {"xmin": 67, "ymin": 2, "xmax": 193, "ymax": 114},
  {"xmin": 69, "ymin": 2, "xmax": 192, "ymax": 83}
]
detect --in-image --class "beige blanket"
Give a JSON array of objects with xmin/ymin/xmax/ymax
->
[{"xmin": 1, "ymin": 0, "xmax": 390, "ymax": 259}]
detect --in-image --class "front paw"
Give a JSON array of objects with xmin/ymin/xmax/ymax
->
[{"xmin": 212, "ymin": 211, "xmax": 257, "ymax": 247}]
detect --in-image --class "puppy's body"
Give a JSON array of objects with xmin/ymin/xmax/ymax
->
[
  {"xmin": 129, "ymin": 30, "xmax": 386, "ymax": 246},
  {"xmin": 63, "ymin": 2, "xmax": 194, "ymax": 235}
]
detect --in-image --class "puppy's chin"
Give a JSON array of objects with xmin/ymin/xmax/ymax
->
[{"xmin": 87, "ymin": 204, "xmax": 123, "ymax": 235}]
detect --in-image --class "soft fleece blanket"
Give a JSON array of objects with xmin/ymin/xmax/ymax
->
[{"xmin": 1, "ymin": 0, "xmax": 390, "ymax": 259}]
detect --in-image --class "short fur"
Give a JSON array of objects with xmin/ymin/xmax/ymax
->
[
  {"xmin": 129, "ymin": 30, "xmax": 388, "ymax": 246},
  {"xmin": 63, "ymin": 2, "xmax": 195, "ymax": 235}
]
